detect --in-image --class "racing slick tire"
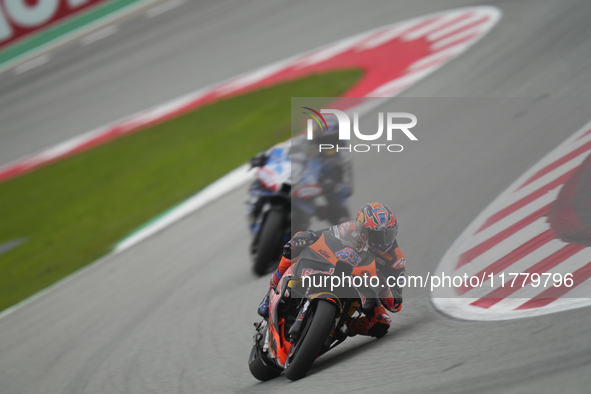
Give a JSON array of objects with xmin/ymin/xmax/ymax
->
[
  {"xmin": 248, "ymin": 345, "xmax": 281, "ymax": 381},
  {"xmin": 284, "ymin": 300, "xmax": 337, "ymax": 381}
]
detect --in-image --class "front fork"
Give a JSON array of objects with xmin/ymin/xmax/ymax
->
[
  {"xmin": 287, "ymin": 299, "xmax": 310, "ymax": 343},
  {"xmin": 287, "ymin": 297, "xmax": 348, "ymax": 355}
]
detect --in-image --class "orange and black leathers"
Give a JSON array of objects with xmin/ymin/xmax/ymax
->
[
  {"xmin": 269, "ymin": 229, "xmax": 353, "ymax": 289},
  {"xmin": 269, "ymin": 223, "xmax": 404, "ymax": 336},
  {"xmin": 327, "ymin": 221, "xmax": 406, "ymax": 314},
  {"xmin": 328, "ymin": 223, "xmax": 405, "ymax": 337},
  {"xmin": 271, "ymin": 223, "xmax": 405, "ymax": 310},
  {"xmin": 367, "ymin": 239, "xmax": 405, "ymax": 313}
]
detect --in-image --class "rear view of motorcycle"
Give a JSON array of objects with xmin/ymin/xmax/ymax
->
[
  {"xmin": 247, "ymin": 140, "xmax": 344, "ymax": 276},
  {"xmin": 246, "ymin": 143, "xmax": 291, "ymax": 276}
]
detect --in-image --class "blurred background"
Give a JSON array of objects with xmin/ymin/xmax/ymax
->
[{"xmin": 1, "ymin": 0, "xmax": 591, "ymax": 393}]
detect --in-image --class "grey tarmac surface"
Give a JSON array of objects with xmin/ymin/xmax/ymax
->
[{"xmin": 1, "ymin": 0, "xmax": 591, "ymax": 393}]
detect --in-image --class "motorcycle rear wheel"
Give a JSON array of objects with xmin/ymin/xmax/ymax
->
[{"xmin": 284, "ymin": 301, "xmax": 337, "ymax": 381}]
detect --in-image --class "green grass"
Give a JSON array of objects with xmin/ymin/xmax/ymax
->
[{"xmin": 0, "ymin": 69, "xmax": 362, "ymax": 312}]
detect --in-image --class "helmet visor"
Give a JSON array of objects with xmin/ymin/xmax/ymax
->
[{"xmin": 367, "ymin": 227, "xmax": 397, "ymax": 252}]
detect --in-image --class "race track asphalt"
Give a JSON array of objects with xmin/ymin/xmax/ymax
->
[{"xmin": 1, "ymin": 1, "xmax": 591, "ymax": 393}]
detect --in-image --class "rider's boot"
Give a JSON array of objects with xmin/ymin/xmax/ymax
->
[
  {"xmin": 257, "ymin": 294, "xmax": 270, "ymax": 318},
  {"xmin": 346, "ymin": 305, "xmax": 391, "ymax": 338}
]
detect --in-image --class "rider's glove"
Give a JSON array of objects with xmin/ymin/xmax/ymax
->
[
  {"xmin": 284, "ymin": 230, "xmax": 318, "ymax": 258},
  {"xmin": 391, "ymin": 298, "xmax": 402, "ymax": 313},
  {"xmin": 282, "ymin": 244, "xmax": 292, "ymax": 260},
  {"xmin": 379, "ymin": 285, "xmax": 402, "ymax": 313},
  {"xmin": 381, "ymin": 296, "xmax": 403, "ymax": 313},
  {"xmin": 250, "ymin": 152, "xmax": 268, "ymax": 168}
]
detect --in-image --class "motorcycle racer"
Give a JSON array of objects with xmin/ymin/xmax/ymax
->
[
  {"xmin": 249, "ymin": 115, "xmax": 353, "ymax": 226},
  {"xmin": 258, "ymin": 202, "xmax": 405, "ymax": 339}
]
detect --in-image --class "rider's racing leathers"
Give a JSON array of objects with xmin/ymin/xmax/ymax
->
[{"xmin": 258, "ymin": 221, "xmax": 405, "ymax": 338}]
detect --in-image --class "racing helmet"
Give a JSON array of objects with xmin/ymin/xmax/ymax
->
[
  {"xmin": 310, "ymin": 113, "xmax": 340, "ymax": 150},
  {"xmin": 356, "ymin": 203, "xmax": 398, "ymax": 253}
]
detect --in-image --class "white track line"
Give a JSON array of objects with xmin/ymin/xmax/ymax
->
[
  {"xmin": 0, "ymin": 251, "xmax": 116, "ymax": 320},
  {"xmin": 460, "ymin": 218, "xmax": 551, "ymax": 277},
  {"xmin": 146, "ymin": 0, "xmax": 186, "ymax": 18},
  {"xmin": 485, "ymin": 152, "xmax": 587, "ymax": 214},
  {"xmin": 0, "ymin": 0, "xmax": 160, "ymax": 75},
  {"xmin": 431, "ymin": 25, "xmax": 489, "ymax": 50},
  {"xmin": 408, "ymin": 44, "xmax": 467, "ymax": 71},
  {"xmin": 427, "ymin": 13, "xmax": 487, "ymax": 41},
  {"xmin": 81, "ymin": 25, "xmax": 119, "ymax": 45},
  {"xmin": 463, "ymin": 239, "xmax": 566, "ymax": 298},
  {"xmin": 14, "ymin": 54, "xmax": 50, "ymax": 75},
  {"xmin": 402, "ymin": 11, "xmax": 465, "ymax": 41},
  {"xmin": 0, "ymin": 238, "xmax": 27, "ymax": 257},
  {"xmin": 114, "ymin": 164, "xmax": 254, "ymax": 252},
  {"xmin": 460, "ymin": 187, "xmax": 560, "ymax": 252}
]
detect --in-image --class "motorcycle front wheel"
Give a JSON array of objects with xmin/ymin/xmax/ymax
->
[
  {"xmin": 284, "ymin": 301, "xmax": 337, "ymax": 381},
  {"xmin": 248, "ymin": 344, "xmax": 281, "ymax": 381}
]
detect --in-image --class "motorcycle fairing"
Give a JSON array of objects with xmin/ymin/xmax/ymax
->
[{"xmin": 267, "ymin": 266, "xmax": 294, "ymax": 367}]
